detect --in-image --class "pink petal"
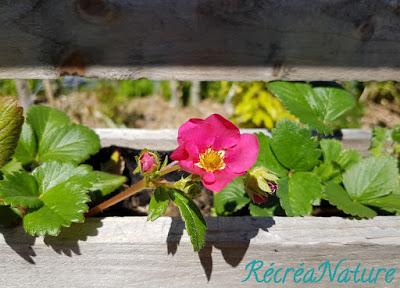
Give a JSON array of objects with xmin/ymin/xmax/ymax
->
[
  {"xmin": 184, "ymin": 142, "xmax": 201, "ymax": 161},
  {"xmin": 177, "ymin": 118, "xmax": 215, "ymax": 149},
  {"xmin": 140, "ymin": 152, "xmax": 157, "ymax": 172},
  {"xmin": 202, "ymin": 168, "xmax": 239, "ymax": 192},
  {"xmin": 203, "ymin": 172, "xmax": 216, "ymax": 184},
  {"xmin": 179, "ymin": 159, "xmax": 205, "ymax": 176},
  {"xmin": 225, "ymin": 133, "xmax": 259, "ymax": 174},
  {"xmin": 204, "ymin": 114, "xmax": 240, "ymax": 149},
  {"xmin": 170, "ymin": 145, "xmax": 188, "ymax": 161},
  {"xmin": 171, "ymin": 142, "xmax": 200, "ymax": 162}
]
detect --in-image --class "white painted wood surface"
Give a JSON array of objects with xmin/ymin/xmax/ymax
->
[
  {"xmin": 95, "ymin": 128, "xmax": 269, "ymax": 150},
  {"xmin": 0, "ymin": 217, "xmax": 399, "ymax": 287},
  {"xmin": 0, "ymin": 1, "xmax": 399, "ymax": 80},
  {"xmin": 95, "ymin": 128, "xmax": 371, "ymax": 154}
]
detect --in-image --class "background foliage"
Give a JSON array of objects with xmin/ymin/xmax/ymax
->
[{"xmin": 2, "ymin": 78, "xmax": 399, "ymax": 130}]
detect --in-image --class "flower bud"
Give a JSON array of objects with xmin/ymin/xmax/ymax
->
[
  {"xmin": 173, "ymin": 176, "xmax": 202, "ymax": 198},
  {"xmin": 136, "ymin": 150, "xmax": 160, "ymax": 175},
  {"xmin": 245, "ymin": 167, "xmax": 278, "ymax": 204}
]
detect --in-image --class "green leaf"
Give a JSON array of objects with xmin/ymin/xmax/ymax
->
[
  {"xmin": 214, "ymin": 176, "xmax": 250, "ymax": 216},
  {"xmin": 267, "ymin": 82, "xmax": 327, "ymax": 133},
  {"xmin": 320, "ymin": 139, "xmax": 360, "ymax": 169},
  {"xmin": 343, "ymin": 156, "xmax": 398, "ymax": 201},
  {"xmin": 148, "ymin": 187, "xmax": 170, "ymax": 221},
  {"xmin": 89, "ymin": 171, "xmax": 126, "ymax": 197},
  {"xmin": 313, "ymin": 162, "xmax": 342, "ymax": 183},
  {"xmin": 23, "ymin": 173, "xmax": 92, "ymax": 237},
  {"xmin": 277, "ymin": 172, "xmax": 322, "ymax": 216},
  {"xmin": 37, "ymin": 124, "xmax": 100, "ymax": 164},
  {"xmin": 0, "ymin": 171, "xmax": 42, "ymax": 209},
  {"xmin": 362, "ymin": 193, "xmax": 400, "ymax": 213},
  {"xmin": 249, "ymin": 197, "xmax": 282, "ymax": 216},
  {"xmin": 312, "ymin": 87, "xmax": 356, "ymax": 123},
  {"xmin": 320, "ymin": 139, "xmax": 342, "ymax": 163},
  {"xmin": 336, "ymin": 149, "xmax": 361, "ymax": 169},
  {"xmin": 27, "ymin": 105, "xmax": 70, "ymax": 141},
  {"xmin": 267, "ymin": 82, "xmax": 354, "ymax": 133},
  {"xmin": 18, "ymin": 105, "xmax": 101, "ymax": 165},
  {"xmin": 253, "ymin": 133, "xmax": 287, "ymax": 177},
  {"xmin": 14, "ymin": 123, "xmax": 37, "ymax": 165},
  {"xmin": 369, "ymin": 127, "xmax": 390, "ymax": 156},
  {"xmin": 0, "ymin": 97, "xmax": 24, "ymax": 168},
  {"xmin": 323, "ymin": 182, "xmax": 376, "ymax": 218},
  {"xmin": 271, "ymin": 120, "xmax": 321, "ymax": 171},
  {"xmin": 253, "ymin": 133, "xmax": 268, "ymax": 167},
  {"xmin": 169, "ymin": 190, "xmax": 206, "ymax": 252},
  {"xmin": 22, "ymin": 161, "xmax": 95, "ymax": 236},
  {"xmin": 267, "ymin": 81, "xmax": 355, "ymax": 133},
  {"xmin": 392, "ymin": 125, "xmax": 400, "ymax": 142},
  {"xmin": 0, "ymin": 158, "xmax": 23, "ymax": 175},
  {"xmin": 33, "ymin": 161, "xmax": 92, "ymax": 194}
]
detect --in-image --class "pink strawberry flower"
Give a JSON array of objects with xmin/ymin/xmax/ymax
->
[{"xmin": 171, "ymin": 114, "xmax": 259, "ymax": 192}]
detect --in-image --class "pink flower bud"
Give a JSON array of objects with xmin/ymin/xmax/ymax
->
[
  {"xmin": 252, "ymin": 194, "xmax": 268, "ymax": 205},
  {"xmin": 245, "ymin": 167, "xmax": 279, "ymax": 205},
  {"xmin": 140, "ymin": 151, "xmax": 158, "ymax": 173}
]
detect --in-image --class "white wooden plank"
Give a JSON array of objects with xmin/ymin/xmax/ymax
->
[
  {"xmin": 0, "ymin": 217, "xmax": 399, "ymax": 287},
  {"xmin": 94, "ymin": 128, "xmax": 269, "ymax": 150},
  {"xmin": 95, "ymin": 128, "xmax": 371, "ymax": 154},
  {"xmin": 341, "ymin": 128, "xmax": 372, "ymax": 156},
  {"xmin": 0, "ymin": 1, "xmax": 399, "ymax": 80}
]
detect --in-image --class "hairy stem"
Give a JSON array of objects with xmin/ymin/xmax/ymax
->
[{"xmin": 86, "ymin": 163, "xmax": 180, "ymax": 217}]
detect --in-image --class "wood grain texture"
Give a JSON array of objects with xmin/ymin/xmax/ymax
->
[
  {"xmin": 0, "ymin": 217, "xmax": 399, "ymax": 287},
  {"xmin": 0, "ymin": 1, "xmax": 399, "ymax": 80}
]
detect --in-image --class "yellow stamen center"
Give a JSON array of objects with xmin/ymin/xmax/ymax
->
[{"xmin": 196, "ymin": 148, "xmax": 226, "ymax": 172}]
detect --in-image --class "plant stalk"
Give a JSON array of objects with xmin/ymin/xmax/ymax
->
[{"xmin": 86, "ymin": 163, "xmax": 180, "ymax": 217}]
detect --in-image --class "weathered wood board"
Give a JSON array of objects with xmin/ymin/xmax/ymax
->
[
  {"xmin": 1, "ymin": 217, "xmax": 399, "ymax": 287},
  {"xmin": 0, "ymin": 1, "xmax": 399, "ymax": 80}
]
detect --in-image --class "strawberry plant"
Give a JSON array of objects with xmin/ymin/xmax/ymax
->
[
  {"xmin": 87, "ymin": 114, "xmax": 260, "ymax": 251},
  {"xmin": 267, "ymin": 81, "xmax": 356, "ymax": 134},
  {"xmin": 82, "ymin": 82, "xmax": 399, "ymax": 252},
  {"xmin": 213, "ymin": 82, "xmax": 399, "ymax": 220},
  {"xmin": 0, "ymin": 105, "xmax": 126, "ymax": 236},
  {"xmin": 0, "ymin": 81, "xmax": 398, "ymax": 254}
]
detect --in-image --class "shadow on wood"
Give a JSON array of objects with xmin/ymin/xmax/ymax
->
[
  {"xmin": 0, "ymin": 217, "xmax": 399, "ymax": 287},
  {"xmin": 0, "ymin": 206, "xmax": 36, "ymax": 264},
  {"xmin": 0, "ymin": 219, "xmax": 103, "ymax": 264},
  {"xmin": 166, "ymin": 217, "xmax": 275, "ymax": 281},
  {"xmin": 43, "ymin": 220, "xmax": 103, "ymax": 257},
  {"xmin": 0, "ymin": 227, "xmax": 36, "ymax": 264}
]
